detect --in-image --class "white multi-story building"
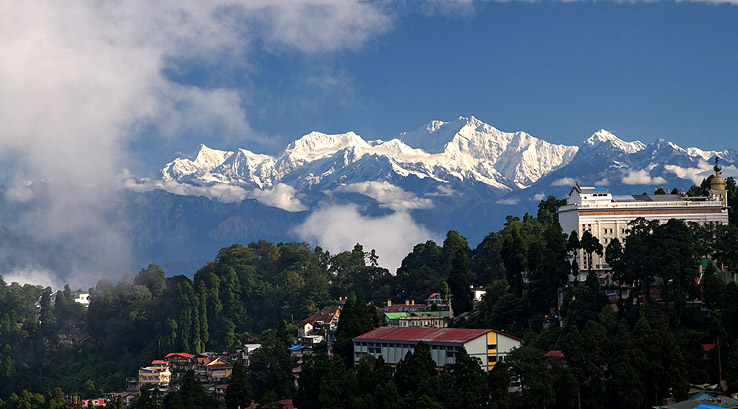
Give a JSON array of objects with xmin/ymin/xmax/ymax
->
[
  {"xmin": 558, "ymin": 160, "xmax": 729, "ymax": 277},
  {"xmin": 352, "ymin": 327, "xmax": 522, "ymax": 372}
]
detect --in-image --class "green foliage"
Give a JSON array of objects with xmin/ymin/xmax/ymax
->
[
  {"xmin": 448, "ymin": 250, "xmax": 473, "ymax": 315},
  {"xmin": 333, "ymin": 294, "xmax": 380, "ymax": 367},
  {"xmin": 506, "ymin": 345, "xmax": 555, "ymax": 409},
  {"xmin": 440, "ymin": 347, "xmax": 488, "ymax": 409},
  {"xmin": 247, "ymin": 336, "xmax": 295, "ymax": 401},
  {"xmin": 225, "ymin": 362, "xmax": 252, "ymax": 409}
]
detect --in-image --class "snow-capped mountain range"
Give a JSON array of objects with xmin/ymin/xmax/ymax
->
[
  {"xmin": 162, "ymin": 116, "xmax": 579, "ymax": 193},
  {"xmin": 161, "ymin": 116, "xmax": 736, "ymax": 199}
]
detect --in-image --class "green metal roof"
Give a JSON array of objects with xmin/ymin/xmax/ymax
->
[{"xmin": 384, "ymin": 311, "xmax": 450, "ymax": 319}]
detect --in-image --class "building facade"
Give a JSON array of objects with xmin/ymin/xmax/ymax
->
[
  {"xmin": 352, "ymin": 327, "xmax": 521, "ymax": 372},
  {"xmin": 138, "ymin": 366, "xmax": 171, "ymax": 388},
  {"xmin": 559, "ymin": 164, "xmax": 729, "ymax": 277}
]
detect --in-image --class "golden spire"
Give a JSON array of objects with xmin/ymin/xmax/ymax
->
[
  {"xmin": 710, "ymin": 157, "xmax": 727, "ymax": 206},
  {"xmin": 711, "ymin": 157, "xmax": 726, "ymax": 191}
]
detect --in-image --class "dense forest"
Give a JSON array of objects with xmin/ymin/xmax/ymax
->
[{"xmin": 1, "ymin": 177, "xmax": 738, "ymax": 408}]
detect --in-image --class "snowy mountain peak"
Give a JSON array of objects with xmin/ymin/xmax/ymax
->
[
  {"xmin": 162, "ymin": 144, "xmax": 233, "ymax": 181},
  {"xmin": 583, "ymin": 129, "xmax": 646, "ymax": 154},
  {"xmin": 160, "ymin": 116, "xmax": 578, "ymax": 194},
  {"xmin": 288, "ymin": 131, "xmax": 368, "ymax": 153}
]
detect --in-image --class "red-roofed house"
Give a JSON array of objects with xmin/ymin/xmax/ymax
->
[
  {"xmin": 353, "ymin": 327, "xmax": 522, "ymax": 371},
  {"xmin": 165, "ymin": 352, "xmax": 196, "ymax": 378},
  {"xmin": 544, "ymin": 350, "xmax": 564, "ymax": 358}
]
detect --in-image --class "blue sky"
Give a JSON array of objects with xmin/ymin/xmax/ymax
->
[
  {"xmin": 147, "ymin": 1, "xmax": 738, "ymax": 169},
  {"xmin": 1, "ymin": 0, "xmax": 737, "ymax": 287}
]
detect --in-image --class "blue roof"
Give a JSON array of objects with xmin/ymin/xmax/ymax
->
[
  {"xmin": 593, "ymin": 186, "xmax": 608, "ymax": 191},
  {"xmin": 694, "ymin": 404, "xmax": 724, "ymax": 409}
]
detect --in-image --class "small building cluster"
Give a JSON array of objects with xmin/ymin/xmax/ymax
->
[{"xmin": 104, "ymin": 346, "xmax": 259, "ymax": 407}]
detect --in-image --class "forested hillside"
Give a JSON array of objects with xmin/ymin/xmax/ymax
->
[{"xmin": 1, "ymin": 184, "xmax": 738, "ymax": 408}]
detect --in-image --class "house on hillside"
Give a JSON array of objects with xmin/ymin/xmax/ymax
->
[
  {"xmin": 138, "ymin": 365, "xmax": 171, "ymax": 388},
  {"xmin": 352, "ymin": 327, "xmax": 522, "ymax": 372},
  {"xmin": 296, "ymin": 305, "xmax": 342, "ymax": 346},
  {"xmin": 205, "ymin": 358, "xmax": 233, "ymax": 381},
  {"xmin": 237, "ymin": 344, "xmax": 261, "ymax": 365},
  {"xmin": 425, "ymin": 293, "xmax": 448, "ymax": 309},
  {"xmin": 382, "ymin": 300, "xmax": 427, "ymax": 313},
  {"xmin": 384, "ymin": 311, "xmax": 449, "ymax": 328},
  {"xmin": 80, "ymin": 398, "xmax": 107, "ymax": 407},
  {"xmin": 164, "ymin": 352, "xmax": 196, "ymax": 378}
]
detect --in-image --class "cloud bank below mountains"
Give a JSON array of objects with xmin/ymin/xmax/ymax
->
[{"xmin": 292, "ymin": 204, "xmax": 440, "ymax": 274}]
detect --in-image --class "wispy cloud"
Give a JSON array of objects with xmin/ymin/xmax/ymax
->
[
  {"xmin": 551, "ymin": 177, "xmax": 577, "ymax": 187},
  {"xmin": 2, "ymin": 266, "xmax": 64, "ymax": 290},
  {"xmin": 427, "ymin": 184, "xmax": 456, "ymax": 197},
  {"xmin": 664, "ymin": 161, "xmax": 738, "ymax": 185},
  {"xmin": 621, "ymin": 169, "xmax": 667, "ymax": 185},
  {"xmin": 333, "ymin": 181, "xmax": 434, "ymax": 211},
  {"xmin": 496, "ymin": 197, "xmax": 520, "ymax": 205},
  {"xmin": 292, "ymin": 204, "xmax": 439, "ymax": 274},
  {"xmin": 125, "ymin": 178, "xmax": 307, "ymax": 211}
]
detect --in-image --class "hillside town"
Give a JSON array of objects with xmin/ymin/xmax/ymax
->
[{"xmin": 3, "ymin": 168, "xmax": 738, "ymax": 409}]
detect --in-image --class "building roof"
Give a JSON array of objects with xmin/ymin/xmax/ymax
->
[
  {"xmin": 579, "ymin": 186, "xmax": 609, "ymax": 194},
  {"xmin": 206, "ymin": 358, "xmax": 232, "ymax": 368},
  {"xmin": 354, "ymin": 326, "xmax": 522, "ymax": 343},
  {"xmin": 385, "ymin": 311, "xmax": 450, "ymax": 320},
  {"xmin": 656, "ymin": 396, "xmax": 738, "ymax": 409},
  {"xmin": 544, "ymin": 350, "xmax": 564, "ymax": 358},
  {"xmin": 151, "ymin": 360, "xmax": 168, "ymax": 365},
  {"xmin": 302, "ymin": 305, "xmax": 341, "ymax": 325},
  {"xmin": 382, "ymin": 304, "xmax": 428, "ymax": 313},
  {"xmin": 165, "ymin": 352, "xmax": 195, "ymax": 359}
]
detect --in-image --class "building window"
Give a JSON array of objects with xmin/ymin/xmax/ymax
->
[{"xmin": 487, "ymin": 344, "xmax": 497, "ymax": 350}]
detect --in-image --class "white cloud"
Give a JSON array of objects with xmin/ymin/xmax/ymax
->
[
  {"xmin": 426, "ymin": 184, "xmax": 456, "ymax": 197},
  {"xmin": 496, "ymin": 198, "xmax": 520, "ymax": 205},
  {"xmin": 664, "ymin": 160, "xmax": 738, "ymax": 185},
  {"xmin": 551, "ymin": 177, "xmax": 577, "ymax": 187},
  {"xmin": 334, "ymin": 181, "xmax": 434, "ymax": 211},
  {"xmin": 292, "ymin": 204, "xmax": 439, "ymax": 274},
  {"xmin": 0, "ymin": 0, "xmax": 394, "ymax": 285},
  {"xmin": 252, "ymin": 183, "xmax": 308, "ymax": 212},
  {"xmin": 621, "ymin": 169, "xmax": 667, "ymax": 185},
  {"xmin": 2, "ymin": 266, "xmax": 64, "ymax": 290},
  {"xmin": 533, "ymin": 193, "xmax": 546, "ymax": 201},
  {"xmin": 4, "ymin": 178, "xmax": 36, "ymax": 203},
  {"xmin": 125, "ymin": 178, "xmax": 307, "ymax": 211}
]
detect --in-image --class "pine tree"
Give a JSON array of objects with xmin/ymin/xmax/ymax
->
[
  {"xmin": 448, "ymin": 250, "xmax": 473, "ymax": 315},
  {"xmin": 225, "ymin": 362, "xmax": 252, "ymax": 409}
]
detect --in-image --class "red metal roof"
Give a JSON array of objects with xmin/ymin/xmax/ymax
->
[
  {"xmin": 151, "ymin": 360, "xmax": 168, "ymax": 365},
  {"xmin": 544, "ymin": 350, "xmax": 564, "ymax": 358},
  {"xmin": 354, "ymin": 326, "xmax": 521, "ymax": 344},
  {"xmin": 165, "ymin": 352, "xmax": 195, "ymax": 358}
]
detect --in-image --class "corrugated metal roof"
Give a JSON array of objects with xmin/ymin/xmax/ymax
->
[{"xmin": 353, "ymin": 326, "xmax": 522, "ymax": 343}]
